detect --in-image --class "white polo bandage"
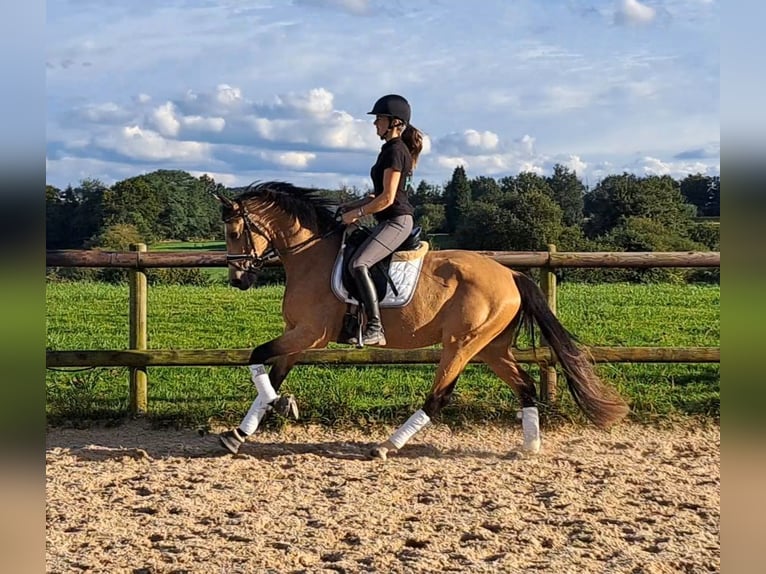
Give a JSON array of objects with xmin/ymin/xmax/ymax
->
[
  {"xmin": 250, "ymin": 364, "xmax": 277, "ymax": 402},
  {"xmin": 239, "ymin": 364, "xmax": 278, "ymax": 435},
  {"xmin": 389, "ymin": 409, "xmax": 431, "ymax": 449},
  {"xmin": 522, "ymin": 406, "xmax": 541, "ymax": 453}
]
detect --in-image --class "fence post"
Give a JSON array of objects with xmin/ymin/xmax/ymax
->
[
  {"xmin": 539, "ymin": 244, "xmax": 558, "ymax": 403},
  {"xmin": 129, "ymin": 243, "xmax": 148, "ymax": 414}
]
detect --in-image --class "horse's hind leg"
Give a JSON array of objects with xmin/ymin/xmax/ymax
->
[
  {"xmin": 370, "ymin": 338, "xmax": 486, "ymax": 460},
  {"xmin": 478, "ymin": 341, "xmax": 542, "ymax": 453}
]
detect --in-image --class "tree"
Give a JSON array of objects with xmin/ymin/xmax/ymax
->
[
  {"xmin": 410, "ymin": 180, "xmax": 445, "ymax": 233},
  {"xmin": 680, "ymin": 174, "xmax": 719, "ymax": 218},
  {"xmin": 416, "ymin": 203, "xmax": 446, "ymax": 235},
  {"xmin": 469, "ymin": 176, "xmax": 503, "ymax": 203},
  {"xmin": 455, "ymin": 190, "xmax": 563, "ymax": 251},
  {"xmin": 91, "ymin": 223, "xmax": 144, "ymax": 250},
  {"xmin": 546, "ymin": 164, "xmax": 585, "ymax": 227},
  {"xmin": 46, "ymin": 185, "xmax": 66, "ymax": 249},
  {"xmin": 104, "ymin": 170, "xmax": 222, "ymax": 242},
  {"xmin": 48, "ymin": 179, "xmax": 109, "ymax": 248},
  {"xmin": 514, "ymin": 171, "xmax": 552, "ymax": 196},
  {"xmin": 443, "ymin": 166, "xmax": 471, "ymax": 233},
  {"xmin": 411, "ymin": 180, "xmax": 442, "ymax": 208},
  {"xmin": 584, "ymin": 173, "xmax": 696, "ymax": 239},
  {"xmin": 104, "ymin": 176, "xmax": 162, "ymax": 240}
]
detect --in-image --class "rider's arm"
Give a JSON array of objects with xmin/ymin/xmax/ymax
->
[
  {"xmin": 340, "ymin": 194, "xmax": 375, "ymax": 212},
  {"xmin": 343, "ymin": 169, "xmax": 400, "ymax": 222}
]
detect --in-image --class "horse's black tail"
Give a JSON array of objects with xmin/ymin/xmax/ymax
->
[{"xmin": 513, "ymin": 271, "xmax": 629, "ymax": 428}]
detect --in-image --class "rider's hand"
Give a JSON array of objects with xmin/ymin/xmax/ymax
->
[{"xmin": 341, "ymin": 210, "xmax": 359, "ymax": 225}]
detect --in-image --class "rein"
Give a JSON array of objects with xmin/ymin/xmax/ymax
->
[{"xmin": 224, "ymin": 203, "xmax": 339, "ymax": 274}]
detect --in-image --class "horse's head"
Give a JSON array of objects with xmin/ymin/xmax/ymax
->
[{"xmin": 215, "ymin": 192, "xmax": 274, "ymax": 291}]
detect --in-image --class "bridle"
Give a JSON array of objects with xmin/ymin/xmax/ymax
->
[{"xmin": 223, "ymin": 202, "xmax": 340, "ymax": 275}]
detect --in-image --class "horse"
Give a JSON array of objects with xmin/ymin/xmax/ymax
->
[{"xmin": 215, "ymin": 182, "xmax": 629, "ymax": 459}]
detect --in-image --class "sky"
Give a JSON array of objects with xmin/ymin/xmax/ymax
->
[{"xmin": 46, "ymin": 0, "xmax": 719, "ymax": 192}]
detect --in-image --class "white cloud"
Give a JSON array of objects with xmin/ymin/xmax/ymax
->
[
  {"xmin": 79, "ymin": 102, "xmax": 132, "ymax": 123},
  {"xmin": 45, "ymin": 155, "xmax": 140, "ymax": 188},
  {"xmin": 274, "ymin": 87, "xmax": 335, "ymax": 117},
  {"xmin": 242, "ymin": 108, "xmax": 377, "ymax": 151},
  {"xmin": 150, "ymin": 101, "xmax": 226, "ymax": 137},
  {"xmin": 544, "ymin": 85, "xmax": 597, "ymax": 111},
  {"xmin": 182, "ymin": 115, "xmax": 226, "ymax": 132},
  {"xmin": 633, "ymin": 155, "xmax": 719, "ymax": 178},
  {"xmin": 638, "ymin": 155, "xmax": 672, "ymax": 175},
  {"xmin": 558, "ymin": 154, "xmax": 589, "ymax": 175},
  {"xmin": 434, "ymin": 130, "xmax": 500, "ymax": 155},
  {"xmin": 215, "ymin": 84, "xmax": 243, "ymax": 107},
  {"xmin": 262, "ymin": 151, "xmax": 317, "ymax": 169},
  {"xmin": 293, "ymin": 0, "xmax": 370, "ymax": 16},
  {"xmin": 518, "ymin": 135, "xmax": 536, "ymax": 156},
  {"xmin": 516, "ymin": 161, "xmax": 545, "ymax": 175},
  {"xmin": 96, "ymin": 126, "xmax": 210, "ymax": 162},
  {"xmin": 615, "ymin": 0, "xmax": 656, "ymax": 25},
  {"xmin": 151, "ymin": 102, "xmax": 181, "ymax": 137}
]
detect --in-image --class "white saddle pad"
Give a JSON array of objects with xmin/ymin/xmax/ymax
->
[{"xmin": 330, "ymin": 241, "xmax": 429, "ymax": 308}]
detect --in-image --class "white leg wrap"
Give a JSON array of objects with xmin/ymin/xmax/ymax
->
[
  {"xmin": 239, "ymin": 395, "xmax": 272, "ymax": 435},
  {"xmin": 522, "ymin": 406, "xmax": 541, "ymax": 453},
  {"xmin": 239, "ymin": 365, "xmax": 278, "ymax": 435},
  {"xmin": 250, "ymin": 364, "xmax": 278, "ymax": 402},
  {"xmin": 389, "ymin": 409, "xmax": 431, "ymax": 450}
]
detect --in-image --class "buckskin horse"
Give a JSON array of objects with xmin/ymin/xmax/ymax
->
[{"xmin": 215, "ymin": 182, "xmax": 629, "ymax": 459}]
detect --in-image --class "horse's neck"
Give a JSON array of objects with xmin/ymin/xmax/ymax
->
[{"xmin": 280, "ymin": 232, "xmax": 340, "ymax": 281}]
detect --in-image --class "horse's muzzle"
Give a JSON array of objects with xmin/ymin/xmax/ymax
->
[{"xmin": 230, "ymin": 275, "xmax": 253, "ymax": 291}]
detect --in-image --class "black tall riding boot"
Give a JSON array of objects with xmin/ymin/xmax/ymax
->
[{"xmin": 351, "ymin": 265, "xmax": 386, "ymax": 346}]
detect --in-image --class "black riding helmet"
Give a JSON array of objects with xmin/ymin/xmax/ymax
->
[{"xmin": 367, "ymin": 94, "xmax": 411, "ymax": 125}]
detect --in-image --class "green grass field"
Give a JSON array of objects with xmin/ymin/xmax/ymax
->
[{"xmin": 45, "ymin": 282, "xmax": 719, "ymax": 430}]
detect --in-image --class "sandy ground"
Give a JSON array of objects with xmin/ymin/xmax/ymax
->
[{"xmin": 46, "ymin": 420, "xmax": 719, "ymax": 574}]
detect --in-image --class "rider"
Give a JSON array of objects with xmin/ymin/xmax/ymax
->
[{"xmin": 340, "ymin": 94, "xmax": 424, "ymax": 346}]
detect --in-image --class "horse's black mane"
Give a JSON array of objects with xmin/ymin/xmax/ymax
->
[{"xmin": 232, "ymin": 181, "xmax": 342, "ymax": 234}]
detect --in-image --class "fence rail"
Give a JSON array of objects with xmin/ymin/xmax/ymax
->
[
  {"xmin": 47, "ymin": 347, "xmax": 721, "ymax": 368},
  {"xmin": 46, "ymin": 246, "xmax": 720, "ymax": 413},
  {"xmin": 45, "ymin": 249, "xmax": 720, "ymax": 269}
]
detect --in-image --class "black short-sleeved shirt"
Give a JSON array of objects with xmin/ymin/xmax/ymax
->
[{"xmin": 370, "ymin": 137, "xmax": 415, "ymax": 220}]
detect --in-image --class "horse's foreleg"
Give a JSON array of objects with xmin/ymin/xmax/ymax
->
[
  {"xmin": 268, "ymin": 354, "xmax": 301, "ymax": 420},
  {"xmin": 220, "ymin": 329, "xmax": 326, "ymax": 454}
]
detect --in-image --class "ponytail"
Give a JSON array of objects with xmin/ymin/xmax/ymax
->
[{"xmin": 402, "ymin": 124, "xmax": 424, "ymax": 169}]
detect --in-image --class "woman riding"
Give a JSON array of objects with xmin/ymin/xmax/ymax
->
[{"xmin": 339, "ymin": 94, "xmax": 424, "ymax": 346}]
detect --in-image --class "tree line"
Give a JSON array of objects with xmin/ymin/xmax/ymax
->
[{"xmin": 46, "ymin": 166, "xmax": 719, "ymax": 283}]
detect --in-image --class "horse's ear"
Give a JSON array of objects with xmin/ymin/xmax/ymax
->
[{"xmin": 213, "ymin": 192, "xmax": 234, "ymax": 209}]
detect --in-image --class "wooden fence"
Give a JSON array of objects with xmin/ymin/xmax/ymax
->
[{"xmin": 46, "ymin": 245, "xmax": 720, "ymax": 413}]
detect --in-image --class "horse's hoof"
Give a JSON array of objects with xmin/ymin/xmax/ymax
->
[
  {"xmin": 369, "ymin": 445, "xmax": 389, "ymax": 460},
  {"xmin": 272, "ymin": 394, "xmax": 300, "ymax": 420},
  {"xmin": 523, "ymin": 439, "xmax": 541, "ymax": 454},
  {"xmin": 219, "ymin": 430, "xmax": 244, "ymax": 454}
]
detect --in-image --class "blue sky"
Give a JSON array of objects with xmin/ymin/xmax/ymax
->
[{"xmin": 46, "ymin": 0, "xmax": 719, "ymax": 191}]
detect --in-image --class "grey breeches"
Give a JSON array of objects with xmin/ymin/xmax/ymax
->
[{"xmin": 351, "ymin": 215, "xmax": 414, "ymax": 270}]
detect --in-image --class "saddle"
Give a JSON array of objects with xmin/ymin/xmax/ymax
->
[
  {"xmin": 331, "ymin": 226, "xmax": 429, "ymax": 343},
  {"xmin": 340, "ymin": 226, "xmax": 423, "ymax": 301}
]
